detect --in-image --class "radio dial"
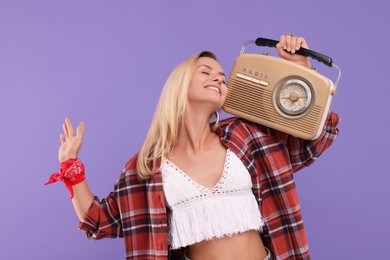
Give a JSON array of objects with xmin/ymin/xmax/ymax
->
[
  {"xmin": 276, "ymin": 79, "xmax": 313, "ymax": 116},
  {"xmin": 289, "ymin": 92, "xmax": 299, "ymax": 102}
]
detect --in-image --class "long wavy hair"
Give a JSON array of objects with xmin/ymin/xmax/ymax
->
[{"xmin": 136, "ymin": 51, "xmax": 217, "ymax": 179}]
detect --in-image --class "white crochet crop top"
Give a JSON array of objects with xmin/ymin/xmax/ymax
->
[{"xmin": 162, "ymin": 149, "xmax": 264, "ymax": 249}]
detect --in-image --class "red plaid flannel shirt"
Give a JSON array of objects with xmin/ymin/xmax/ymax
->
[{"xmin": 79, "ymin": 112, "xmax": 340, "ymax": 260}]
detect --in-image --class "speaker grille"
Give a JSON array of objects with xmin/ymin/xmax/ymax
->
[{"xmin": 224, "ymin": 78, "xmax": 323, "ymax": 135}]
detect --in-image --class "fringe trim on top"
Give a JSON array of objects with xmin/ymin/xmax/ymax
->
[{"xmin": 168, "ymin": 191, "xmax": 264, "ymax": 249}]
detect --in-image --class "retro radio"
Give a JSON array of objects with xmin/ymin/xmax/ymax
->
[{"xmin": 223, "ymin": 37, "xmax": 341, "ymax": 140}]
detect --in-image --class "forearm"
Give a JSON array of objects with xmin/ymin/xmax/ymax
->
[
  {"xmin": 290, "ymin": 111, "xmax": 340, "ymax": 171},
  {"xmin": 55, "ymin": 119, "xmax": 122, "ymax": 237},
  {"xmin": 71, "ymin": 180, "xmax": 94, "ymax": 221}
]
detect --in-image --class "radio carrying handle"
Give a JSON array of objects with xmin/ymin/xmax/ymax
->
[{"xmin": 240, "ymin": 37, "xmax": 341, "ymax": 92}]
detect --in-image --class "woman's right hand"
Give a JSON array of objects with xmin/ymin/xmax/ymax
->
[{"xmin": 58, "ymin": 118, "xmax": 85, "ymax": 162}]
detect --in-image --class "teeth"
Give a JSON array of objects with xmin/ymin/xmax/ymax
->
[{"xmin": 206, "ymin": 86, "xmax": 220, "ymax": 93}]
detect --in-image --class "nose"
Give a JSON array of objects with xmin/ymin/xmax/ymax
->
[{"xmin": 214, "ymin": 77, "xmax": 223, "ymax": 84}]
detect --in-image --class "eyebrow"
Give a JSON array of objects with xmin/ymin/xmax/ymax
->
[{"xmin": 197, "ymin": 64, "xmax": 226, "ymax": 77}]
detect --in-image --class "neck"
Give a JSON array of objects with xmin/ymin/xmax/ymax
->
[{"xmin": 174, "ymin": 108, "xmax": 216, "ymax": 154}]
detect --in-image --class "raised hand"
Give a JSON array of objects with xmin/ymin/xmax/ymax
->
[
  {"xmin": 276, "ymin": 34, "xmax": 311, "ymax": 68},
  {"xmin": 58, "ymin": 118, "xmax": 85, "ymax": 162}
]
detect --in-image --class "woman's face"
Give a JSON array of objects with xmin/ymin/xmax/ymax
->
[{"xmin": 187, "ymin": 57, "xmax": 228, "ymax": 111}]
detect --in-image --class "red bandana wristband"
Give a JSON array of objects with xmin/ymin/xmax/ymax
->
[{"xmin": 45, "ymin": 158, "xmax": 85, "ymax": 199}]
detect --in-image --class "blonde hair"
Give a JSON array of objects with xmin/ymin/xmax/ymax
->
[{"xmin": 136, "ymin": 51, "xmax": 217, "ymax": 179}]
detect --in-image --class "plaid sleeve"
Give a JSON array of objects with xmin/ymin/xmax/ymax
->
[
  {"xmin": 79, "ymin": 155, "xmax": 169, "ymax": 259},
  {"xmin": 78, "ymin": 187, "xmax": 123, "ymax": 240},
  {"xmin": 265, "ymin": 111, "xmax": 340, "ymax": 173},
  {"xmin": 287, "ymin": 111, "xmax": 340, "ymax": 172}
]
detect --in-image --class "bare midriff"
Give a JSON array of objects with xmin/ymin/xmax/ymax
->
[{"xmin": 187, "ymin": 230, "xmax": 267, "ymax": 260}]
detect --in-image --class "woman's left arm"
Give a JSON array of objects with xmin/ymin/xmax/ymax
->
[
  {"xmin": 271, "ymin": 34, "xmax": 340, "ymax": 172},
  {"xmin": 286, "ymin": 111, "xmax": 340, "ymax": 173}
]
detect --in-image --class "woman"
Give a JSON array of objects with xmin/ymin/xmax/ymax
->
[{"xmin": 47, "ymin": 34, "xmax": 340, "ymax": 259}]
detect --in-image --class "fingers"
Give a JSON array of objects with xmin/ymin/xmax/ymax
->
[
  {"xmin": 60, "ymin": 134, "xmax": 66, "ymax": 144},
  {"xmin": 76, "ymin": 122, "xmax": 85, "ymax": 139},
  {"xmin": 295, "ymin": 37, "xmax": 308, "ymax": 49},
  {"xmin": 62, "ymin": 118, "xmax": 84, "ymax": 141},
  {"xmin": 62, "ymin": 122, "xmax": 69, "ymax": 139},
  {"xmin": 65, "ymin": 118, "xmax": 75, "ymax": 137},
  {"xmin": 291, "ymin": 37, "xmax": 298, "ymax": 53},
  {"xmin": 278, "ymin": 34, "xmax": 308, "ymax": 54}
]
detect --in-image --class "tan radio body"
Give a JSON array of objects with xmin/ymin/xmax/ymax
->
[{"xmin": 223, "ymin": 38, "xmax": 341, "ymax": 140}]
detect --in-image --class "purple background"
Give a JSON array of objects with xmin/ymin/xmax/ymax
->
[{"xmin": 0, "ymin": 0, "xmax": 389, "ymax": 259}]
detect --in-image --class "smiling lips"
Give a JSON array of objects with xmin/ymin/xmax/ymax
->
[{"xmin": 205, "ymin": 85, "xmax": 221, "ymax": 94}]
